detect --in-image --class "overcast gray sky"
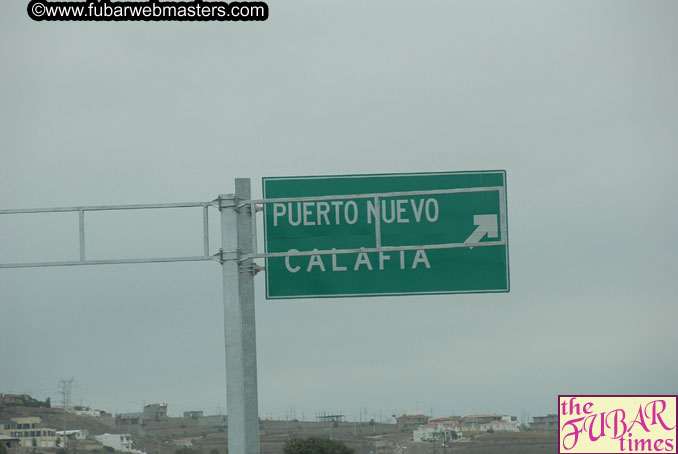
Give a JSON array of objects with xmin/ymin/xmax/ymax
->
[{"xmin": 1, "ymin": 1, "xmax": 677, "ymax": 422}]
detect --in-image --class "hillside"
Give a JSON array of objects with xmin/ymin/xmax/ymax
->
[
  {"xmin": 0, "ymin": 406, "xmax": 117, "ymax": 436},
  {"xmin": 1, "ymin": 405, "xmax": 558, "ymax": 454}
]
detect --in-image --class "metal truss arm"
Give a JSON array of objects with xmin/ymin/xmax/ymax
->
[{"xmin": 0, "ymin": 201, "xmax": 218, "ymax": 269}]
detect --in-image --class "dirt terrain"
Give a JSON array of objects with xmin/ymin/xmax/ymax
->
[{"xmin": 137, "ymin": 418, "xmax": 557, "ymax": 454}]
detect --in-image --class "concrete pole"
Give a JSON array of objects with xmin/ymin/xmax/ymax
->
[{"xmin": 219, "ymin": 178, "xmax": 260, "ymax": 454}]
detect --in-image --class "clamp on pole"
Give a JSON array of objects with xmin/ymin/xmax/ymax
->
[
  {"xmin": 236, "ymin": 201, "xmax": 263, "ymax": 214},
  {"xmin": 217, "ymin": 195, "xmax": 238, "ymax": 210},
  {"xmin": 217, "ymin": 248, "xmax": 240, "ymax": 264},
  {"xmin": 240, "ymin": 262, "xmax": 265, "ymax": 276}
]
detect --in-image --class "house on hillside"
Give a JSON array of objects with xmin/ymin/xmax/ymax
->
[
  {"xmin": 531, "ymin": 414, "xmax": 557, "ymax": 432},
  {"xmin": 0, "ymin": 394, "xmax": 49, "ymax": 408},
  {"xmin": 478, "ymin": 419, "xmax": 520, "ymax": 432},
  {"xmin": 413, "ymin": 422, "xmax": 462, "ymax": 442},
  {"xmin": 96, "ymin": 412, "xmax": 115, "ymax": 428},
  {"xmin": 116, "ymin": 413, "xmax": 143, "ymax": 426},
  {"xmin": 396, "ymin": 414, "xmax": 429, "ymax": 431},
  {"xmin": 56, "ymin": 429, "xmax": 89, "ymax": 441},
  {"xmin": 460, "ymin": 414, "xmax": 517, "ymax": 431},
  {"xmin": 95, "ymin": 433, "xmax": 134, "ymax": 452},
  {"xmin": 0, "ymin": 417, "xmax": 58, "ymax": 448},
  {"xmin": 429, "ymin": 417, "xmax": 462, "ymax": 426},
  {"xmin": 59, "ymin": 405, "xmax": 105, "ymax": 418},
  {"xmin": 260, "ymin": 414, "xmax": 280, "ymax": 421},
  {"xmin": 143, "ymin": 404, "xmax": 168, "ymax": 421}
]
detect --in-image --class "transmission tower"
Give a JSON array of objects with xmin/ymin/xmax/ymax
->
[{"xmin": 58, "ymin": 378, "xmax": 74, "ymax": 448}]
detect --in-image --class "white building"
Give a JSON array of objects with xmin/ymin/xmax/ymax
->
[
  {"xmin": 413, "ymin": 423, "xmax": 462, "ymax": 442},
  {"xmin": 95, "ymin": 434, "xmax": 136, "ymax": 452},
  {"xmin": 63, "ymin": 406, "xmax": 103, "ymax": 418},
  {"xmin": 56, "ymin": 429, "xmax": 89, "ymax": 441},
  {"xmin": 260, "ymin": 414, "xmax": 281, "ymax": 421},
  {"xmin": 413, "ymin": 424, "xmax": 437, "ymax": 442},
  {"xmin": 479, "ymin": 419, "xmax": 520, "ymax": 432}
]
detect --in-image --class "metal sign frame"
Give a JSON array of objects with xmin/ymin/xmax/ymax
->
[
  {"xmin": 0, "ymin": 181, "xmax": 260, "ymax": 454},
  {"xmin": 0, "ymin": 201, "xmax": 217, "ymax": 268}
]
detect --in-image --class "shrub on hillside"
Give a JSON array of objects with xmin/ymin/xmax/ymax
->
[{"xmin": 283, "ymin": 437, "xmax": 354, "ymax": 454}]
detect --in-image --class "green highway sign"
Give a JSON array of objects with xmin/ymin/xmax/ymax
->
[{"xmin": 262, "ymin": 171, "xmax": 509, "ymax": 299}]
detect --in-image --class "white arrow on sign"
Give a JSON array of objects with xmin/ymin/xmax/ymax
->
[{"xmin": 465, "ymin": 214, "xmax": 499, "ymax": 244}]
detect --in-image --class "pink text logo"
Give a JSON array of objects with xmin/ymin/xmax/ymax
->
[{"xmin": 559, "ymin": 395, "xmax": 677, "ymax": 453}]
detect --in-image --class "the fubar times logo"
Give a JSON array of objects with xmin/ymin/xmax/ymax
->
[{"xmin": 559, "ymin": 395, "xmax": 677, "ymax": 453}]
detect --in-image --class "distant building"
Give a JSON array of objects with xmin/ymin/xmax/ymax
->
[
  {"xmin": 462, "ymin": 414, "xmax": 503, "ymax": 424},
  {"xmin": 413, "ymin": 423, "xmax": 461, "ymax": 442},
  {"xmin": 531, "ymin": 414, "xmax": 558, "ymax": 432},
  {"xmin": 316, "ymin": 414, "xmax": 345, "ymax": 423},
  {"xmin": 58, "ymin": 405, "xmax": 105, "ymax": 418},
  {"xmin": 143, "ymin": 404, "xmax": 168, "ymax": 421},
  {"xmin": 0, "ymin": 394, "xmax": 49, "ymax": 408},
  {"xmin": 2, "ymin": 417, "xmax": 42, "ymax": 430},
  {"xmin": 56, "ymin": 429, "xmax": 89, "ymax": 441},
  {"xmin": 459, "ymin": 414, "xmax": 515, "ymax": 431},
  {"xmin": 396, "ymin": 414, "xmax": 429, "ymax": 431},
  {"xmin": 0, "ymin": 417, "xmax": 58, "ymax": 448},
  {"xmin": 116, "ymin": 413, "xmax": 143, "ymax": 426},
  {"xmin": 429, "ymin": 417, "xmax": 462, "ymax": 424},
  {"xmin": 183, "ymin": 411, "xmax": 203, "ymax": 419},
  {"xmin": 96, "ymin": 412, "xmax": 116, "ymax": 428},
  {"xmin": 95, "ymin": 433, "xmax": 134, "ymax": 452},
  {"xmin": 260, "ymin": 414, "xmax": 280, "ymax": 421},
  {"xmin": 413, "ymin": 424, "xmax": 438, "ymax": 442},
  {"xmin": 0, "ymin": 394, "xmax": 29, "ymax": 406},
  {"xmin": 479, "ymin": 420, "xmax": 520, "ymax": 432}
]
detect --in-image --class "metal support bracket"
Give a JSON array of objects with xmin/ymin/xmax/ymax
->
[
  {"xmin": 217, "ymin": 195, "xmax": 238, "ymax": 210},
  {"xmin": 236, "ymin": 202, "xmax": 252, "ymax": 213},
  {"xmin": 240, "ymin": 262, "xmax": 265, "ymax": 276},
  {"xmin": 217, "ymin": 248, "xmax": 240, "ymax": 264},
  {"xmin": 236, "ymin": 202, "xmax": 264, "ymax": 213}
]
